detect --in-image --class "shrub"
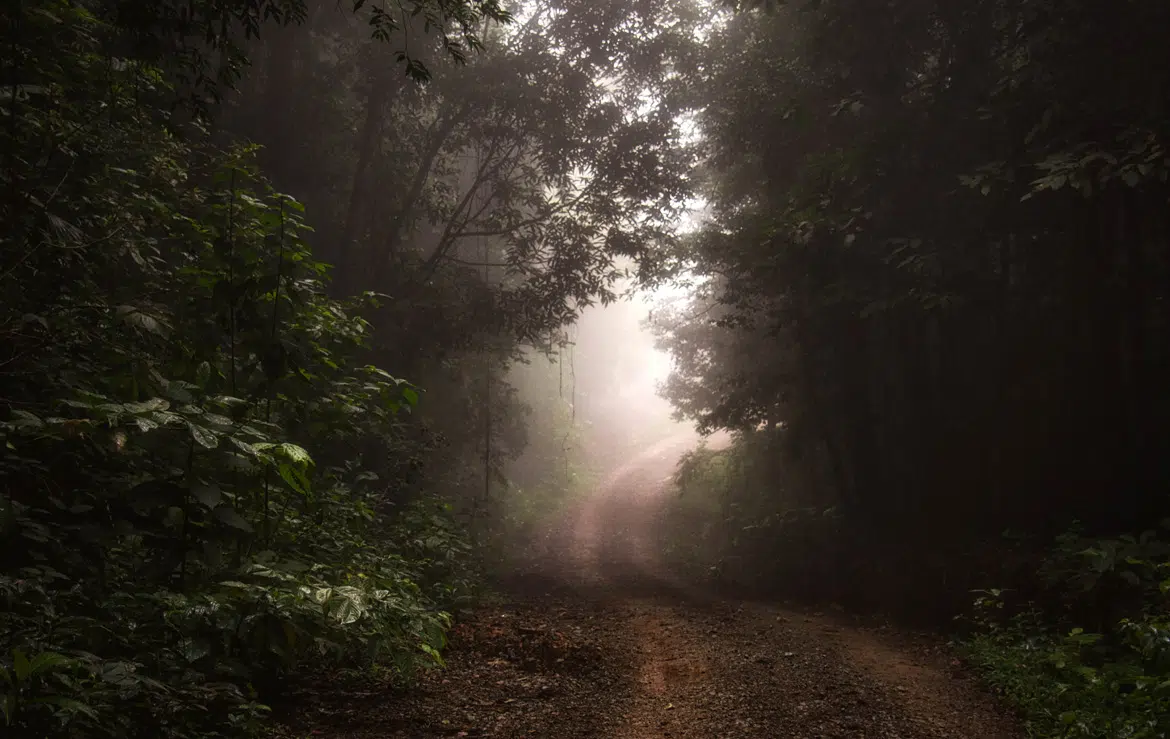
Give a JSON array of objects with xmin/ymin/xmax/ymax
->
[{"xmin": 961, "ymin": 526, "xmax": 1170, "ymax": 738}]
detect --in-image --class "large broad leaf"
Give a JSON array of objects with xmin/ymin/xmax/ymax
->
[
  {"xmin": 310, "ymin": 587, "xmax": 333, "ymax": 605},
  {"xmin": 26, "ymin": 696, "xmax": 98, "ymax": 720},
  {"xmin": 329, "ymin": 586, "xmax": 366, "ymax": 625},
  {"xmin": 181, "ymin": 639, "xmax": 212, "ymax": 663},
  {"xmin": 201, "ymin": 412, "xmax": 234, "ymax": 429},
  {"xmin": 277, "ymin": 443, "xmax": 313, "ymax": 468},
  {"xmin": 12, "ymin": 650, "xmax": 29, "ymax": 681},
  {"xmin": 123, "ymin": 398, "xmax": 170, "ymax": 414},
  {"xmin": 10, "ymin": 409, "xmax": 44, "ymax": 428},
  {"xmin": 115, "ymin": 305, "xmax": 171, "ymax": 337},
  {"xmin": 188, "ymin": 422, "xmax": 219, "ymax": 449},
  {"xmin": 165, "ymin": 506, "xmax": 185, "ymax": 529},
  {"xmin": 230, "ymin": 437, "xmax": 259, "ymax": 456},
  {"xmin": 401, "ymin": 386, "xmax": 419, "ymax": 406},
  {"xmin": 213, "ymin": 506, "xmax": 253, "ymax": 532},
  {"xmin": 190, "ymin": 484, "xmax": 222, "ymax": 509},
  {"xmin": 276, "ymin": 463, "xmax": 312, "ymax": 497},
  {"xmin": 420, "ymin": 643, "xmax": 446, "ymax": 667}
]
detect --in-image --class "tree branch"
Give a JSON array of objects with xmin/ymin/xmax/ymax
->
[
  {"xmin": 459, "ymin": 183, "xmax": 592, "ymax": 239},
  {"xmin": 443, "ymin": 255, "xmax": 510, "ymax": 268},
  {"xmin": 375, "ymin": 98, "xmax": 474, "ymax": 284},
  {"xmin": 418, "ymin": 137, "xmax": 520, "ymax": 281}
]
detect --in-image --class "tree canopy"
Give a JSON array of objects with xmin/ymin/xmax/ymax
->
[
  {"xmin": 7, "ymin": 0, "xmax": 1170, "ymax": 735},
  {"xmin": 653, "ymin": 0, "xmax": 1170, "ymax": 614},
  {"xmin": 0, "ymin": 0, "xmax": 702, "ymax": 734}
]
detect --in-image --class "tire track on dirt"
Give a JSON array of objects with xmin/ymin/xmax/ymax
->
[
  {"xmin": 507, "ymin": 433, "xmax": 1023, "ymax": 738},
  {"xmin": 616, "ymin": 606, "xmax": 712, "ymax": 739},
  {"xmin": 281, "ymin": 434, "xmax": 1023, "ymax": 738}
]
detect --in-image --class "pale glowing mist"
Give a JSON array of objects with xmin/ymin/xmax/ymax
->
[
  {"xmin": 570, "ymin": 284, "xmax": 698, "ymax": 466},
  {"xmin": 503, "ymin": 276, "xmax": 705, "ymax": 501},
  {"xmin": 503, "ymin": 281, "xmax": 732, "ymax": 577}
]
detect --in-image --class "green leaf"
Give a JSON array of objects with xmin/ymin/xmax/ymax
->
[
  {"xmin": 213, "ymin": 506, "xmax": 253, "ymax": 532},
  {"xmin": 276, "ymin": 463, "xmax": 311, "ymax": 497},
  {"xmin": 420, "ymin": 643, "xmax": 446, "ymax": 667},
  {"xmin": 123, "ymin": 398, "xmax": 169, "ymax": 414},
  {"xmin": 115, "ymin": 305, "xmax": 171, "ymax": 337},
  {"xmin": 181, "ymin": 639, "xmax": 212, "ymax": 663},
  {"xmin": 277, "ymin": 443, "xmax": 312, "ymax": 468},
  {"xmin": 10, "ymin": 410, "xmax": 43, "ymax": 428},
  {"xmin": 202, "ymin": 412, "xmax": 234, "ymax": 429},
  {"xmin": 150, "ymin": 410, "xmax": 183, "ymax": 427},
  {"xmin": 330, "ymin": 587, "xmax": 365, "ymax": 625},
  {"xmin": 195, "ymin": 361, "xmax": 212, "ymax": 388},
  {"xmin": 12, "ymin": 650, "xmax": 30, "ymax": 681},
  {"xmin": 231, "ymin": 437, "xmax": 259, "ymax": 456},
  {"xmin": 27, "ymin": 696, "xmax": 98, "ymax": 719},
  {"xmin": 188, "ymin": 422, "xmax": 219, "ymax": 449},
  {"xmin": 21, "ymin": 313, "xmax": 48, "ymax": 329},
  {"xmin": 191, "ymin": 484, "xmax": 222, "ymax": 509},
  {"xmin": 165, "ymin": 506, "xmax": 185, "ymax": 528}
]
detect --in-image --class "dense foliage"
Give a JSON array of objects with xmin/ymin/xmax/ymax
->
[
  {"xmin": 14, "ymin": 0, "xmax": 1170, "ymax": 733},
  {"xmin": 221, "ymin": 0, "xmax": 706, "ymax": 523},
  {"xmin": 490, "ymin": 347, "xmax": 596, "ymax": 559},
  {"xmin": 653, "ymin": 0, "xmax": 1170, "ymax": 613},
  {"xmin": 658, "ymin": 430, "xmax": 844, "ymax": 593},
  {"xmin": 0, "ymin": 0, "xmax": 706, "ymax": 734},
  {"xmin": 649, "ymin": 0, "xmax": 1170, "ymax": 731},
  {"xmin": 0, "ymin": 4, "xmax": 488, "ymax": 736},
  {"xmin": 961, "ymin": 526, "xmax": 1170, "ymax": 738}
]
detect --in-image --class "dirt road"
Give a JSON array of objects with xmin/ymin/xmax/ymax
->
[{"xmin": 280, "ymin": 436, "xmax": 1021, "ymax": 738}]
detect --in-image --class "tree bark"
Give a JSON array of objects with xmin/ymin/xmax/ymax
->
[{"xmin": 336, "ymin": 51, "xmax": 396, "ymax": 295}]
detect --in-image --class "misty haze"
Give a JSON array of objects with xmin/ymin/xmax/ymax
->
[{"xmin": 2, "ymin": 0, "xmax": 1166, "ymax": 738}]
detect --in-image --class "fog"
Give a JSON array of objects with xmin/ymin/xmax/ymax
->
[
  {"xmin": 572, "ymin": 291, "xmax": 696, "ymax": 466},
  {"xmin": 498, "ymin": 277, "xmax": 714, "ymax": 540}
]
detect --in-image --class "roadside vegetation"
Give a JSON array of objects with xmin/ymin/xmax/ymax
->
[
  {"xmin": 6, "ymin": 0, "xmax": 1170, "ymax": 736},
  {"xmin": 650, "ymin": 1, "xmax": 1170, "ymax": 735},
  {"xmin": 0, "ymin": 0, "xmax": 695, "ymax": 734}
]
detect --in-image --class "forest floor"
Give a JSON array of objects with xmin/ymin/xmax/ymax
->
[{"xmin": 275, "ymin": 436, "xmax": 1023, "ymax": 739}]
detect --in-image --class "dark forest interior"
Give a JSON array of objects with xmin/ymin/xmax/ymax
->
[{"xmin": 3, "ymin": 0, "xmax": 1169, "ymax": 737}]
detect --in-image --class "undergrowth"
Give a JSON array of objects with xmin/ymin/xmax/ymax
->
[
  {"xmin": 960, "ymin": 526, "xmax": 1170, "ymax": 738},
  {"xmin": 0, "ymin": 4, "xmax": 474, "ymax": 736}
]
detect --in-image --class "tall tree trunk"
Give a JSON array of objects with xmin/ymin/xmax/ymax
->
[
  {"xmin": 258, "ymin": 23, "xmax": 310, "ymax": 190},
  {"xmin": 336, "ymin": 53, "xmax": 395, "ymax": 295}
]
